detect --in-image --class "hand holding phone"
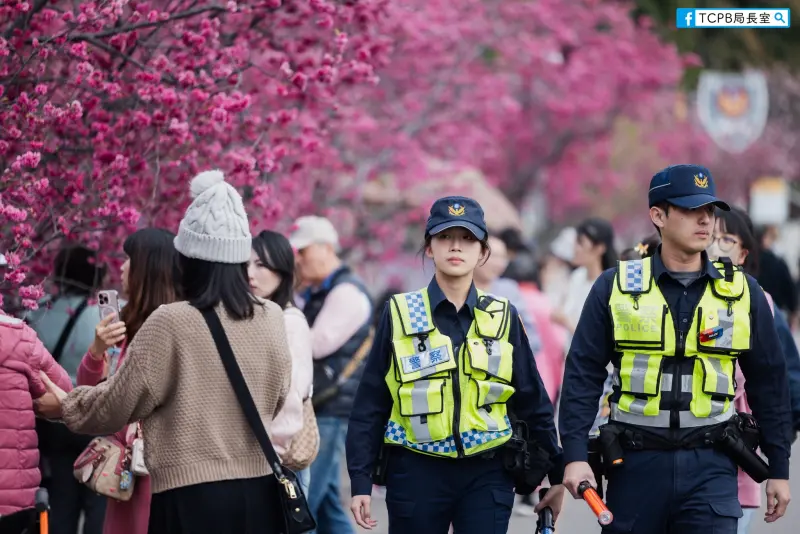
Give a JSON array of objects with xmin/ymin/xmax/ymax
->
[
  {"xmin": 97, "ymin": 290, "xmax": 120, "ymax": 321},
  {"xmin": 90, "ymin": 291, "xmax": 126, "ymax": 359}
]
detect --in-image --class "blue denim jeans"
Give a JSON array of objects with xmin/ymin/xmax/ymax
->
[
  {"xmin": 297, "ymin": 467, "xmax": 311, "ymax": 497},
  {"xmin": 307, "ymin": 416, "xmax": 353, "ymax": 534},
  {"xmin": 737, "ymin": 508, "xmax": 756, "ymax": 534}
]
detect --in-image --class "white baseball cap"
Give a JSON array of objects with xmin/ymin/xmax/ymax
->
[
  {"xmin": 550, "ymin": 227, "xmax": 576, "ymax": 262},
  {"xmin": 288, "ymin": 216, "xmax": 340, "ymax": 251}
]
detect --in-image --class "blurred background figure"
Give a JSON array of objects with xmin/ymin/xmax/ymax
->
[{"xmin": 26, "ymin": 244, "xmax": 108, "ymax": 534}]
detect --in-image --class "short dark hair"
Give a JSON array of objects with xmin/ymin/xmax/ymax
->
[
  {"xmin": 496, "ymin": 228, "xmax": 528, "ymax": 254},
  {"xmin": 251, "ymin": 230, "xmax": 296, "ymax": 310},
  {"xmin": 180, "ymin": 255, "xmax": 260, "ymax": 320},
  {"xmin": 651, "ymin": 202, "xmax": 671, "ymax": 236},
  {"xmin": 501, "ymin": 252, "xmax": 540, "ymax": 286},
  {"xmin": 120, "ymin": 228, "xmax": 182, "ymax": 342},
  {"xmin": 716, "ymin": 206, "xmax": 759, "ymax": 276},
  {"xmin": 53, "ymin": 244, "xmax": 106, "ymax": 295}
]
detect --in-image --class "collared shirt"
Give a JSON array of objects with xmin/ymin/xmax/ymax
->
[
  {"xmin": 299, "ymin": 266, "xmax": 372, "ymax": 359},
  {"xmin": 558, "ymin": 248, "xmax": 793, "ymax": 479},
  {"xmin": 346, "ymin": 276, "xmax": 563, "ymax": 497}
]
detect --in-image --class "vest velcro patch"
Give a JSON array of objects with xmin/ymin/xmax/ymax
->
[
  {"xmin": 625, "ymin": 260, "xmax": 644, "ymax": 292},
  {"xmin": 404, "ymin": 291, "xmax": 432, "ymax": 334},
  {"xmin": 400, "ymin": 345, "xmax": 451, "ymax": 375}
]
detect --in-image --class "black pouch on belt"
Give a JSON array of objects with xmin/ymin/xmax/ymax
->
[
  {"xmin": 372, "ymin": 444, "xmax": 392, "ymax": 487},
  {"xmin": 598, "ymin": 424, "xmax": 626, "ymax": 468},
  {"xmin": 714, "ymin": 414, "xmax": 770, "ymax": 483},
  {"xmin": 503, "ymin": 419, "xmax": 553, "ymax": 495}
]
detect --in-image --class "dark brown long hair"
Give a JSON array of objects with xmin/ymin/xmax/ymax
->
[{"xmin": 120, "ymin": 228, "xmax": 181, "ymax": 342}]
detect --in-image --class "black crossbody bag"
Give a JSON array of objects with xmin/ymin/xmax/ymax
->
[{"xmin": 198, "ymin": 307, "xmax": 316, "ymax": 534}]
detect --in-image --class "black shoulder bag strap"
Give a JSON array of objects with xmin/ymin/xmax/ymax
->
[
  {"xmin": 52, "ymin": 297, "xmax": 90, "ymax": 362},
  {"xmin": 197, "ymin": 307, "xmax": 316, "ymax": 534}
]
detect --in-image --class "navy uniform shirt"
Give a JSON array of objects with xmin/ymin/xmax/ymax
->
[
  {"xmin": 346, "ymin": 277, "xmax": 564, "ymax": 496},
  {"xmin": 558, "ymin": 248, "xmax": 793, "ymax": 479}
]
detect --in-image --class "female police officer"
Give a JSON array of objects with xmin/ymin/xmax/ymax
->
[{"xmin": 345, "ymin": 196, "xmax": 565, "ymax": 533}]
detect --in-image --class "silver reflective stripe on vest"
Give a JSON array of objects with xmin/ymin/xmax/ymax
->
[
  {"xmin": 624, "ymin": 398, "xmax": 650, "ymax": 415},
  {"xmin": 661, "ymin": 372, "xmax": 672, "ymax": 393},
  {"xmin": 661, "ymin": 373, "xmax": 693, "ymax": 393},
  {"xmin": 482, "ymin": 382, "xmax": 508, "ymax": 405},
  {"xmin": 485, "ymin": 340, "xmax": 502, "ymax": 377},
  {"xmin": 705, "ymin": 357, "xmax": 732, "ymax": 399},
  {"xmin": 714, "ymin": 308, "xmax": 735, "ymax": 349},
  {"xmin": 477, "ymin": 408, "xmax": 499, "ymax": 431},
  {"xmin": 409, "ymin": 380, "xmax": 433, "ymax": 442},
  {"xmin": 681, "ymin": 374, "xmax": 693, "ymax": 392},
  {"xmin": 626, "ymin": 354, "xmax": 651, "ymax": 393},
  {"xmin": 610, "ymin": 402, "xmax": 735, "ymax": 428},
  {"xmin": 616, "ymin": 368, "xmax": 693, "ymax": 394}
]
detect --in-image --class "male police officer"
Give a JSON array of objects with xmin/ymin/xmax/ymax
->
[{"xmin": 558, "ymin": 165, "xmax": 792, "ymax": 533}]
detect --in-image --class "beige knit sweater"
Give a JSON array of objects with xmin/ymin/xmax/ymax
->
[{"xmin": 61, "ymin": 300, "xmax": 292, "ymax": 494}]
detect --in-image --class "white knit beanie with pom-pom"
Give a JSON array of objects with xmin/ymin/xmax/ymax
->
[{"xmin": 173, "ymin": 170, "xmax": 252, "ymax": 264}]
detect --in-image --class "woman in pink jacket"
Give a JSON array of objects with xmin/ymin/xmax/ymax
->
[
  {"xmin": 0, "ymin": 312, "xmax": 72, "ymax": 514},
  {"xmin": 76, "ymin": 228, "xmax": 181, "ymax": 534}
]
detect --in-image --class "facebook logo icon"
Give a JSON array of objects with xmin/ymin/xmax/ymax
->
[{"xmin": 677, "ymin": 8, "xmax": 694, "ymax": 27}]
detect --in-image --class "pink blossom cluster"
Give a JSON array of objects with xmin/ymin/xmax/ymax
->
[{"xmin": 1, "ymin": 0, "xmax": 389, "ymax": 309}]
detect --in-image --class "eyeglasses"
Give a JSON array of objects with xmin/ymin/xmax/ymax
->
[{"xmin": 709, "ymin": 234, "xmax": 739, "ymax": 253}]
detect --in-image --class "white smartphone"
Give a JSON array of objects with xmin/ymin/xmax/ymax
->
[{"xmin": 97, "ymin": 289, "xmax": 121, "ymax": 321}]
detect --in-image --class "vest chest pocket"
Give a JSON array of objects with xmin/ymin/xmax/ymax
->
[
  {"xmin": 466, "ymin": 339, "xmax": 513, "ymax": 383},
  {"xmin": 619, "ymin": 353, "xmax": 664, "ymax": 397},
  {"xmin": 475, "ymin": 380, "xmax": 515, "ymax": 408},
  {"xmin": 467, "ymin": 379, "xmax": 514, "ymax": 433},
  {"xmin": 397, "ymin": 378, "xmax": 452, "ymax": 443},
  {"xmin": 690, "ymin": 355, "xmax": 735, "ymax": 418},
  {"xmin": 616, "ymin": 352, "xmax": 664, "ymax": 417},
  {"xmin": 611, "ymin": 303, "xmax": 669, "ymax": 351},
  {"xmin": 695, "ymin": 355, "xmax": 736, "ymax": 400},
  {"xmin": 696, "ymin": 307, "xmax": 751, "ymax": 354}
]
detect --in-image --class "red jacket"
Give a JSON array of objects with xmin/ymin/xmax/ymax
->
[{"xmin": 0, "ymin": 313, "xmax": 72, "ymax": 514}]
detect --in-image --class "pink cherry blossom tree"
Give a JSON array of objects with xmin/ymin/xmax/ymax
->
[
  {"xmin": 332, "ymin": 0, "xmax": 691, "ymax": 222},
  {"xmin": 1, "ymin": 0, "xmax": 388, "ymax": 310}
]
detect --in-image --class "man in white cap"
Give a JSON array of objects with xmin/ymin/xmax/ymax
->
[{"xmin": 289, "ymin": 216, "xmax": 373, "ymax": 534}]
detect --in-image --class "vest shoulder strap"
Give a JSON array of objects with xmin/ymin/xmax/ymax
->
[
  {"xmin": 390, "ymin": 289, "xmax": 435, "ymax": 336},
  {"xmin": 616, "ymin": 257, "xmax": 654, "ymax": 294},
  {"xmin": 710, "ymin": 261, "xmax": 747, "ymax": 300}
]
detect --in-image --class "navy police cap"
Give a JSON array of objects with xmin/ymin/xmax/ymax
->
[
  {"xmin": 425, "ymin": 196, "xmax": 487, "ymax": 240},
  {"xmin": 648, "ymin": 164, "xmax": 730, "ymax": 211}
]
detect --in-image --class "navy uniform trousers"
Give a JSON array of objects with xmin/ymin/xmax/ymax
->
[
  {"xmin": 603, "ymin": 447, "xmax": 743, "ymax": 534},
  {"xmin": 384, "ymin": 447, "xmax": 515, "ymax": 534}
]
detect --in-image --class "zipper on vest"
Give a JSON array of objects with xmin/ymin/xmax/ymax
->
[
  {"xmin": 670, "ymin": 330, "xmax": 685, "ymax": 429},
  {"xmin": 452, "ymin": 343, "xmax": 464, "ymax": 457}
]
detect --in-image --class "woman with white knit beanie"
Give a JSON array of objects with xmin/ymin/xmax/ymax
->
[{"xmin": 35, "ymin": 171, "xmax": 294, "ymax": 534}]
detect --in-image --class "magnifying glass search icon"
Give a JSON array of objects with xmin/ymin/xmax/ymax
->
[{"xmin": 775, "ymin": 13, "xmax": 786, "ymax": 23}]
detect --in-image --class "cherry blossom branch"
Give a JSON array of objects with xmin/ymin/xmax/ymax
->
[{"xmin": 68, "ymin": 5, "xmax": 227, "ymax": 41}]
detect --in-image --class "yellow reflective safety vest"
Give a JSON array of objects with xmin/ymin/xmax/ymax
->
[
  {"xmin": 608, "ymin": 257, "xmax": 751, "ymax": 429},
  {"xmin": 384, "ymin": 288, "xmax": 515, "ymax": 458}
]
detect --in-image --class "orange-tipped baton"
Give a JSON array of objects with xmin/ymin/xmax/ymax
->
[
  {"xmin": 35, "ymin": 487, "xmax": 49, "ymax": 534},
  {"xmin": 578, "ymin": 481, "xmax": 613, "ymax": 526}
]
